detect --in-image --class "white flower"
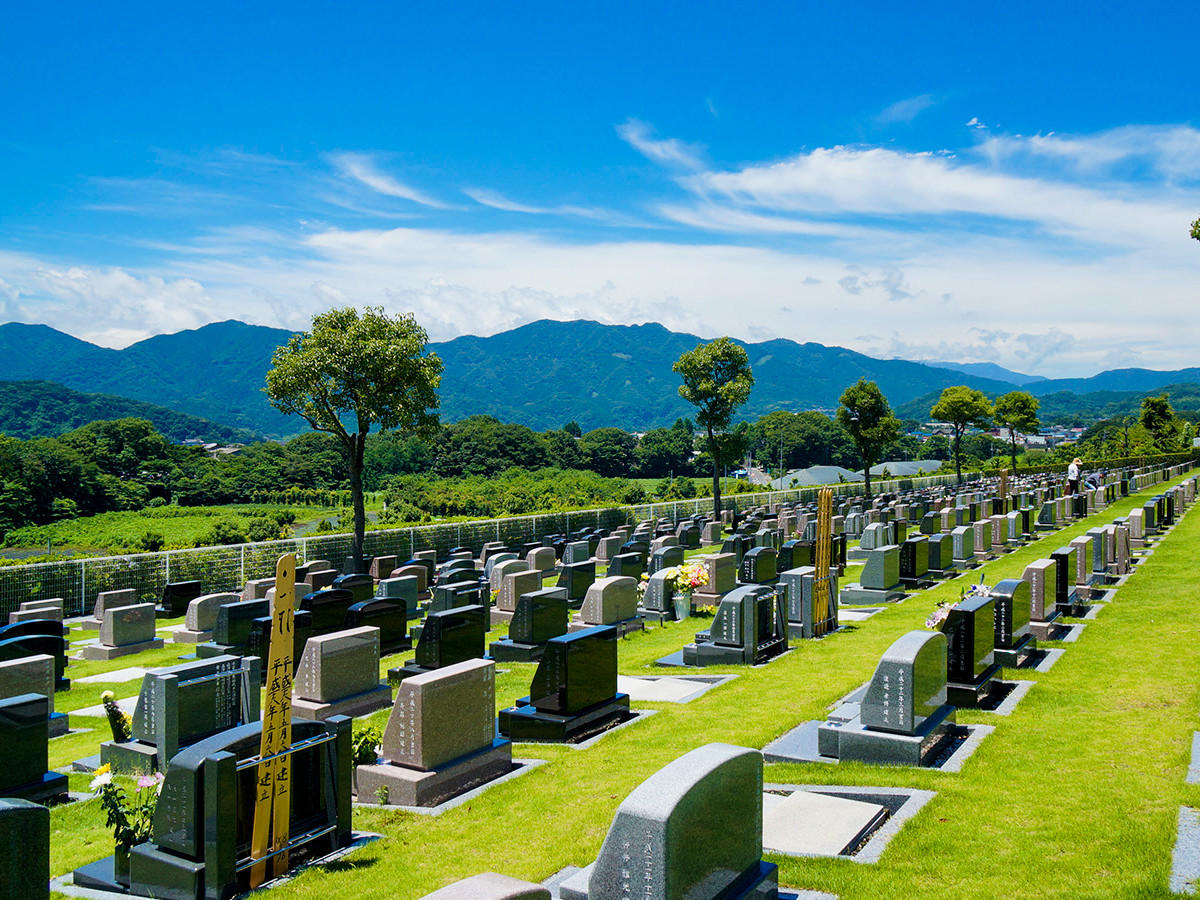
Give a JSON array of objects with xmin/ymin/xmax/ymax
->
[{"xmin": 90, "ymin": 770, "xmax": 113, "ymax": 791}]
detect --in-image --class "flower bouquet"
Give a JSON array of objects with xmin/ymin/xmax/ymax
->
[
  {"xmin": 89, "ymin": 763, "xmax": 164, "ymax": 883},
  {"xmin": 663, "ymin": 562, "xmax": 709, "ymax": 620}
]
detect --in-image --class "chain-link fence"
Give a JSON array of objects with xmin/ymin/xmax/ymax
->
[{"xmin": 2, "ymin": 458, "xmax": 1191, "ymax": 619}]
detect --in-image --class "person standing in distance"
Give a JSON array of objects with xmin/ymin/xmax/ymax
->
[{"xmin": 1067, "ymin": 457, "xmax": 1082, "ymax": 496}]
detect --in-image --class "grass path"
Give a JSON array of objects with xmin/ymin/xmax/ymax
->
[{"xmin": 48, "ymin": 477, "xmax": 1198, "ymax": 898}]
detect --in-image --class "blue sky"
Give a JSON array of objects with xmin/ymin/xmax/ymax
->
[{"xmin": 2, "ymin": 2, "xmax": 1198, "ymax": 376}]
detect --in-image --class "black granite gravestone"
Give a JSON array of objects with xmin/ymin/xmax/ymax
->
[
  {"xmin": 389, "ymin": 604, "xmax": 487, "ymax": 683},
  {"xmin": 498, "ymin": 626, "xmax": 631, "ymax": 743},
  {"xmin": 0, "ymin": 623, "xmax": 69, "ymax": 690},
  {"xmin": 680, "ymin": 585, "xmax": 787, "ymax": 666},
  {"xmin": 0, "ymin": 798, "xmax": 49, "ymax": 899},
  {"xmin": 989, "ymin": 578, "xmax": 1036, "ymax": 668},
  {"xmin": 0, "ymin": 694, "xmax": 67, "ymax": 803},
  {"xmin": 738, "ymin": 547, "xmax": 777, "ymax": 585},
  {"xmin": 331, "ymin": 573, "xmax": 374, "ymax": 605},
  {"xmin": 159, "ymin": 581, "xmax": 203, "ymax": 618},
  {"xmin": 345, "ymin": 598, "xmax": 409, "ymax": 653},
  {"xmin": 489, "ymin": 588, "xmax": 570, "ymax": 662},
  {"xmin": 557, "ymin": 561, "xmax": 596, "ymax": 604},
  {"xmin": 941, "ymin": 594, "xmax": 1002, "ymax": 707}
]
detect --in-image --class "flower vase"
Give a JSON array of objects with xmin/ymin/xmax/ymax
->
[
  {"xmin": 113, "ymin": 843, "xmax": 131, "ymax": 887},
  {"xmin": 673, "ymin": 589, "xmax": 692, "ymax": 621}
]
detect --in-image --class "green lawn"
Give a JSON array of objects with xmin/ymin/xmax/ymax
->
[{"xmin": 45, "ymin": 475, "xmax": 1199, "ymax": 899}]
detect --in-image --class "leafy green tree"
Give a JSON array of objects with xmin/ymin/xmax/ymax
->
[
  {"xmin": 930, "ymin": 386, "xmax": 994, "ymax": 483},
  {"xmin": 543, "ymin": 429, "xmax": 585, "ymax": 470},
  {"xmin": 836, "ymin": 378, "xmax": 900, "ymax": 498},
  {"xmin": 433, "ymin": 416, "xmax": 549, "ymax": 476},
  {"xmin": 578, "ymin": 427, "xmax": 638, "ymax": 478},
  {"xmin": 993, "ymin": 390, "xmax": 1041, "ymax": 471},
  {"xmin": 1191, "ymin": 217, "xmax": 1200, "ymax": 242},
  {"xmin": 1140, "ymin": 393, "xmax": 1181, "ymax": 451},
  {"xmin": 673, "ymin": 337, "xmax": 754, "ymax": 517},
  {"xmin": 562, "ymin": 420, "xmax": 582, "ymax": 438},
  {"xmin": 924, "ymin": 434, "xmax": 951, "ymax": 460},
  {"xmin": 265, "ymin": 306, "xmax": 443, "ymax": 572},
  {"xmin": 635, "ymin": 419, "xmax": 695, "ymax": 478}
]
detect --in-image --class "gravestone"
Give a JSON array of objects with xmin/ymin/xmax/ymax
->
[
  {"xmin": 840, "ymin": 545, "xmax": 904, "ymax": 604},
  {"xmin": 498, "ymin": 626, "xmax": 632, "ymax": 743},
  {"xmin": 100, "ymin": 655, "xmax": 261, "ymax": 774},
  {"xmin": 1049, "ymin": 546, "xmax": 1085, "ymax": 616},
  {"xmin": 489, "ymin": 559, "xmax": 528, "ymax": 593},
  {"xmin": 369, "ymin": 555, "xmax": 397, "ymax": 581},
  {"xmin": 595, "ymin": 536, "xmax": 623, "ymax": 562},
  {"xmin": 91, "ymin": 717, "xmax": 352, "ymax": 900},
  {"xmin": 647, "ymin": 546, "xmax": 685, "ymax": 576},
  {"xmin": 638, "ymin": 570, "xmax": 678, "ymax": 623},
  {"xmin": 0, "ymin": 622, "xmax": 69, "ymax": 691},
  {"xmin": 556, "ymin": 743, "xmax": 776, "ymax": 900},
  {"xmin": 989, "ymin": 579, "xmax": 1036, "ymax": 668},
  {"xmin": 1069, "ymin": 535, "xmax": 1099, "ymax": 598},
  {"xmin": 525, "ymin": 546, "xmax": 557, "ymax": 576},
  {"xmin": 82, "ymin": 603, "xmax": 163, "ymax": 660},
  {"xmin": 159, "ymin": 581, "xmax": 204, "ymax": 618},
  {"xmin": 292, "ymin": 627, "xmax": 392, "ymax": 720},
  {"xmin": 691, "ymin": 552, "xmax": 737, "ymax": 607},
  {"xmin": 1022, "ymin": 559, "xmax": 1062, "ymax": 640},
  {"xmin": 357, "ymin": 658, "xmax": 512, "ymax": 807},
  {"xmin": 940, "ymin": 595, "xmax": 1002, "ymax": 707},
  {"xmin": 574, "ymin": 576, "xmax": 642, "ymax": 635},
  {"xmin": 9, "ymin": 600, "xmax": 64, "ymax": 625},
  {"xmin": 430, "ymin": 580, "xmax": 484, "ymax": 615},
  {"xmin": 241, "ymin": 577, "xmax": 275, "ymax": 602},
  {"xmin": 951, "ymin": 526, "xmax": 976, "ymax": 566},
  {"xmin": 389, "ymin": 605, "xmax": 487, "ymax": 684},
  {"xmin": 898, "ymin": 535, "xmax": 930, "ymax": 586},
  {"xmin": 778, "ymin": 566, "xmax": 839, "ymax": 640},
  {"xmin": 489, "ymin": 588, "xmax": 570, "ymax": 662},
  {"xmin": 377, "ymin": 575, "xmax": 420, "ymax": 621},
  {"xmin": 817, "ymin": 631, "xmax": 956, "ymax": 766},
  {"xmin": 0, "ymin": 694, "xmax": 67, "ymax": 803},
  {"xmin": 738, "ymin": 547, "xmax": 777, "ymax": 585},
  {"xmin": 0, "ymin": 655, "xmax": 66, "ymax": 737},
  {"xmin": 173, "ymin": 592, "xmax": 240, "ymax": 644},
  {"xmin": 563, "ymin": 541, "xmax": 592, "ymax": 565},
  {"xmin": 331, "ymin": 573, "xmax": 374, "ymax": 605},
  {"xmin": 308, "ymin": 568, "xmax": 338, "ymax": 591},
  {"xmin": 346, "ymin": 598, "xmax": 410, "ymax": 653},
  {"xmin": 557, "ymin": 561, "xmax": 596, "ymax": 603},
  {"xmin": 84, "ymin": 588, "xmax": 138, "ymax": 629},
  {"xmin": 0, "ymin": 798, "xmax": 49, "ymax": 900},
  {"xmin": 681, "ymin": 585, "xmax": 788, "ymax": 666},
  {"xmin": 604, "ymin": 553, "xmax": 643, "ymax": 579},
  {"xmin": 298, "ymin": 588, "xmax": 357, "ymax": 635}
]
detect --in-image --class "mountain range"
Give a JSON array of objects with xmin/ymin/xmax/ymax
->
[{"xmin": 0, "ymin": 318, "xmax": 1196, "ymax": 437}]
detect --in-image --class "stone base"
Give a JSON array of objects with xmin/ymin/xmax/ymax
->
[
  {"xmin": 568, "ymin": 616, "xmax": 643, "ymax": 637},
  {"xmin": 946, "ymin": 664, "xmax": 1003, "ymax": 708},
  {"xmin": 355, "ymin": 738, "xmax": 512, "ymax": 807},
  {"xmin": 638, "ymin": 605, "xmax": 676, "ymax": 624},
  {"xmin": 100, "ymin": 740, "xmax": 159, "ymax": 775},
  {"xmin": 556, "ymin": 860, "xmax": 778, "ymax": 900},
  {"xmin": 48, "ymin": 711, "xmax": 69, "ymax": 739},
  {"xmin": 498, "ymin": 694, "xmax": 632, "ymax": 743},
  {"xmin": 489, "ymin": 608, "xmax": 515, "ymax": 628},
  {"xmin": 79, "ymin": 618, "xmax": 102, "ymax": 630},
  {"xmin": 193, "ymin": 641, "xmax": 236, "ymax": 659},
  {"xmin": 839, "ymin": 583, "xmax": 906, "ymax": 604},
  {"xmin": 1029, "ymin": 611, "xmax": 1065, "ymax": 641},
  {"xmin": 898, "ymin": 575, "xmax": 936, "ymax": 590},
  {"xmin": 925, "ymin": 567, "xmax": 959, "ymax": 580},
  {"xmin": 817, "ymin": 704, "xmax": 957, "ymax": 767},
  {"xmin": 1056, "ymin": 600, "xmax": 1092, "ymax": 619},
  {"xmin": 80, "ymin": 638, "xmax": 164, "ymax": 661},
  {"xmin": 488, "ymin": 638, "xmax": 546, "ymax": 662},
  {"xmin": 388, "ymin": 662, "xmax": 435, "ymax": 685},
  {"xmin": 994, "ymin": 634, "xmax": 1038, "ymax": 669},
  {"xmin": 0, "ymin": 770, "xmax": 68, "ymax": 804},
  {"xmin": 680, "ymin": 633, "xmax": 787, "ymax": 667},
  {"xmin": 170, "ymin": 628, "xmax": 211, "ymax": 644},
  {"xmin": 291, "ymin": 683, "xmax": 392, "ymax": 721},
  {"xmin": 952, "ymin": 558, "xmax": 982, "ymax": 570},
  {"xmin": 690, "ymin": 589, "xmax": 729, "ymax": 608}
]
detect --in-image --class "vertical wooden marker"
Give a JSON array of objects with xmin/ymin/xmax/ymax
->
[
  {"xmin": 249, "ymin": 553, "xmax": 296, "ymax": 887},
  {"xmin": 813, "ymin": 488, "xmax": 833, "ymax": 636}
]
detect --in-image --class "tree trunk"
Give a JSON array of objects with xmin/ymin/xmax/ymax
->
[
  {"xmin": 708, "ymin": 426, "xmax": 722, "ymax": 519},
  {"xmin": 954, "ymin": 427, "xmax": 963, "ymax": 484},
  {"xmin": 863, "ymin": 464, "xmax": 872, "ymax": 499},
  {"xmin": 350, "ymin": 432, "xmax": 367, "ymax": 573},
  {"xmin": 1009, "ymin": 432, "xmax": 1019, "ymax": 473}
]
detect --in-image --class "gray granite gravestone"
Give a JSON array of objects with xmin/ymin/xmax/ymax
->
[
  {"xmin": 0, "ymin": 655, "xmax": 65, "ymax": 738},
  {"xmin": 778, "ymin": 566, "xmax": 839, "ymax": 639},
  {"xmin": 292, "ymin": 626, "xmax": 391, "ymax": 720},
  {"xmin": 173, "ymin": 592, "xmax": 240, "ymax": 644},
  {"xmin": 839, "ymin": 545, "xmax": 904, "ymax": 604},
  {"xmin": 100, "ymin": 655, "xmax": 261, "ymax": 774},
  {"xmin": 356, "ymin": 658, "xmax": 512, "ymax": 807},
  {"xmin": 557, "ymin": 743, "xmax": 776, "ymax": 900},
  {"xmin": 82, "ymin": 603, "xmax": 163, "ymax": 660},
  {"xmin": 83, "ymin": 588, "xmax": 138, "ymax": 629},
  {"xmin": 817, "ymin": 631, "xmax": 956, "ymax": 767},
  {"xmin": 680, "ymin": 584, "xmax": 788, "ymax": 667},
  {"xmin": 574, "ymin": 576, "xmax": 642, "ymax": 635}
]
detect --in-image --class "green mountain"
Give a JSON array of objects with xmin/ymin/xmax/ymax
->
[
  {"xmin": 3, "ymin": 318, "xmax": 1199, "ymax": 434},
  {"xmin": 0, "ymin": 380, "xmax": 260, "ymax": 442}
]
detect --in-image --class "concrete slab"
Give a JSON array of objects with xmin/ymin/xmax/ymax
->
[
  {"xmin": 1032, "ymin": 648, "xmax": 1066, "ymax": 673},
  {"xmin": 72, "ymin": 696, "xmax": 137, "ymax": 718},
  {"xmin": 616, "ymin": 674, "xmax": 737, "ymax": 704},
  {"xmin": 75, "ymin": 667, "xmax": 148, "ymax": 684},
  {"xmin": 762, "ymin": 790, "xmax": 886, "ymax": 857},
  {"xmin": 839, "ymin": 607, "xmax": 883, "ymax": 622},
  {"xmin": 1188, "ymin": 733, "xmax": 1200, "ymax": 786},
  {"xmin": 352, "ymin": 758, "xmax": 546, "ymax": 817},
  {"xmin": 989, "ymin": 680, "xmax": 1035, "ymax": 717},
  {"xmin": 1171, "ymin": 807, "xmax": 1200, "ymax": 894}
]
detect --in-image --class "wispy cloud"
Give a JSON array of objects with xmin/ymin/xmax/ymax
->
[
  {"xmin": 616, "ymin": 119, "xmax": 705, "ymax": 170},
  {"xmin": 327, "ymin": 152, "xmax": 449, "ymax": 208},
  {"xmin": 875, "ymin": 93, "xmax": 937, "ymax": 126}
]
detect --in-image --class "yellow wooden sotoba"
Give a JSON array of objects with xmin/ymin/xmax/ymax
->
[
  {"xmin": 249, "ymin": 553, "xmax": 296, "ymax": 887},
  {"xmin": 813, "ymin": 487, "xmax": 833, "ymax": 636}
]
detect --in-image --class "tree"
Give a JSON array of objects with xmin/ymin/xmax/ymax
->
[
  {"xmin": 562, "ymin": 420, "xmax": 582, "ymax": 438},
  {"xmin": 1191, "ymin": 217, "xmax": 1200, "ymax": 242},
  {"xmin": 673, "ymin": 338, "xmax": 754, "ymax": 518},
  {"xmin": 930, "ymin": 386, "xmax": 993, "ymax": 483},
  {"xmin": 992, "ymin": 390, "xmax": 1041, "ymax": 471},
  {"xmin": 578, "ymin": 427, "xmax": 638, "ymax": 477},
  {"xmin": 635, "ymin": 419, "xmax": 694, "ymax": 478},
  {"xmin": 835, "ymin": 378, "xmax": 900, "ymax": 499},
  {"xmin": 265, "ymin": 306, "xmax": 443, "ymax": 572},
  {"xmin": 1140, "ymin": 393, "xmax": 1180, "ymax": 451}
]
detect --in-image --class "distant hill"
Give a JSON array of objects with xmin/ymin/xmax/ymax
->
[
  {"xmin": 897, "ymin": 381, "xmax": 1200, "ymax": 424},
  {"xmin": 0, "ymin": 381, "xmax": 260, "ymax": 442},
  {"xmin": 926, "ymin": 361, "xmax": 1046, "ymax": 386},
  {"xmin": 2, "ymin": 318, "xmax": 1199, "ymax": 434},
  {"xmin": 1029, "ymin": 368, "xmax": 1200, "ymax": 397}
]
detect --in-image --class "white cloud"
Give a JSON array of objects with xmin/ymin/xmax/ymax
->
[
  {"xmin": 328, "ymin": 152, "xmax": 449, "ymax": 208},
  {"xmin": 977, "ymin": 124, "xmax": 1200, "ymax": 182},
  {"xmin": 616, "ymin": 119, "xmax": 705, "ymax": 170}
]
